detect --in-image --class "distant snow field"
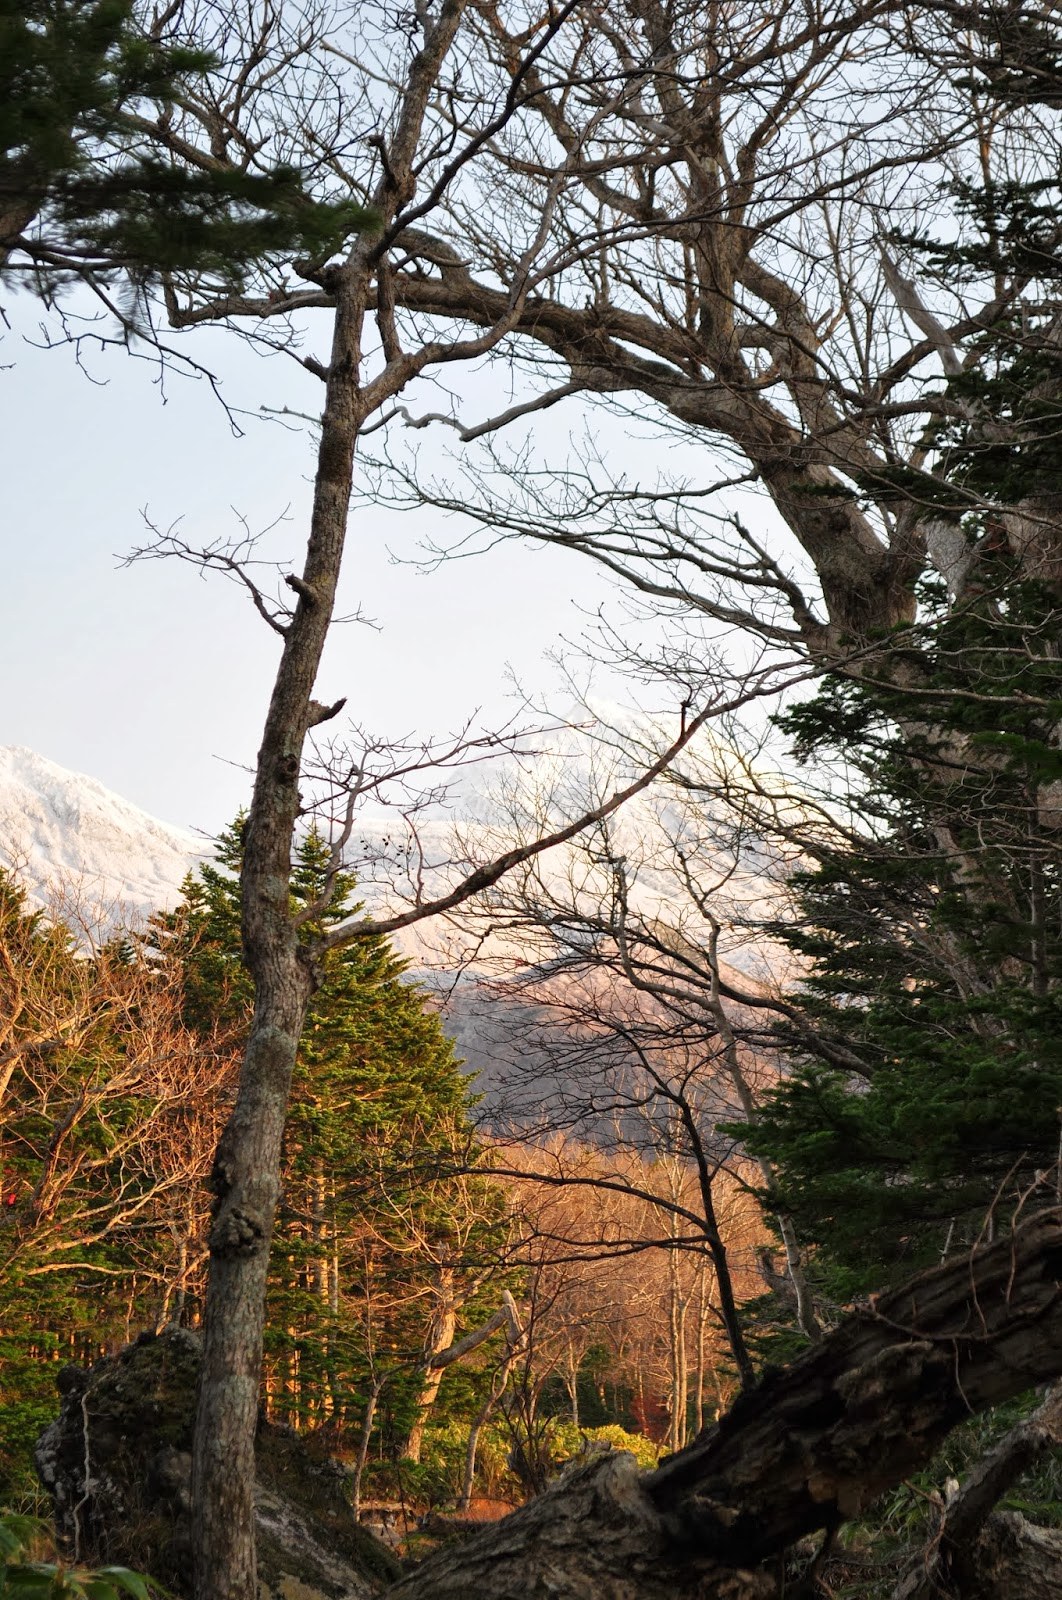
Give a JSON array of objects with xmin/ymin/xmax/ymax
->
[{"xmin": 0, "ymin": 745, "xmax": 206, "ymax": 920}]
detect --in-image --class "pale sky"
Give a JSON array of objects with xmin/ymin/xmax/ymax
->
[
  {"xmin": 3, "ymin": 284, "xmax": 811, "ymax": 848},
  {"xmin": 3, "ymin": 294, "xmax": 634, "ymax": 837}
]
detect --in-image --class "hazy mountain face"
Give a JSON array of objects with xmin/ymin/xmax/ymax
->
[
  {"xmin": 0, "ymin": 745, "xmax": 205, "ymax": 919},
  {"xmin": 0, "ymin": 747, "xmax": 778, "ymax": 1127}
]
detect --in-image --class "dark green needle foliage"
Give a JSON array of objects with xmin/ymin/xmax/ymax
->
[
  {"xmin": 156, "ymin": 822, "xmax": 494, "ymax": 1435},
  {"xmin": 164, "ymin": 819, "xmax": 470, "ymax": 1147},
  {"xmin": 747, "ymin": 568, "xmax": 1062, "ymax": 1292},
  {"xmin": 749, "ymin": 380, "xmax": 1062, "ymax": 1293},
  {"xmin": 1, "ymin": 0, "xmax": 373, "ymax": 290}
]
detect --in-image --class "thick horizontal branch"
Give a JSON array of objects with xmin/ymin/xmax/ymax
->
[
  {"xmin": 426, "ymin": 1291, "xmax": 523, "ymax": 1372},
  {"xmin": 648, "ymin": 1207, "xmax": 1062, "ymax": 1562}
]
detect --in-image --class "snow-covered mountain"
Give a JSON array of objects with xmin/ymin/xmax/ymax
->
[{"xmin": 0, "ymin": 746, "xmax": 205, "ymax": 918}]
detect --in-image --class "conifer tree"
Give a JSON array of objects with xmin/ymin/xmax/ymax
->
[
  {"xmin": 1, "ymin": 0, "xmax": 373, "ymax": 294},
  {"xmin": 746, "ymin": 571, "xmax": 1062, "ymax": 1290},
  {"xmin": 157, "ymin": 823, "xmax": 504, "ymax": 1441},
  {"xmin": 746, "ymin": 7, "xmax": 1062, "ymax": 1293}
]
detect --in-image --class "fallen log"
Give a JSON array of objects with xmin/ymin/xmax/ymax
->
[{"xmin": 384, "ymin": 1209, "xmax": 1062, "ymax": 1600}]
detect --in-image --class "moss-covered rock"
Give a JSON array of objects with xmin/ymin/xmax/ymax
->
[{"xmin": 34, "ymin": 1329, "xmax": 400, "ymax": 1600}]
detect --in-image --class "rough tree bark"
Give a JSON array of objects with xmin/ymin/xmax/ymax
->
[
  {"xmin": 190, "ymin": 7, "xmax": 480, "ymax": 1596},
  {"xmin": 118, "ymin": 10, "xmax": 1054, "ymax": 1600},
  {"xmin": 893, "ymin": 1383, "xmax": 1062, "ymax": 1600},
  {"xmin": 179, "ymin": 12, "xmax": 778, "ymax": 1576},
  {"xmin": 191, "ymin": 265, "xmax": 368, "ymax": 1600},
  {"xmin": 380, "ymin": 1210, "xmax": 1062, "ymax": 1600}
]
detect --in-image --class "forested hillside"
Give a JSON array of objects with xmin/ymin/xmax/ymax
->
[{"xmin": 0, "ymin": 841, "xmax": 764, "ymax": 1512}]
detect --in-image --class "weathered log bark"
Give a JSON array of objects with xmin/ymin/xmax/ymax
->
[
  {"xmin": 893, "ymin": 1383, "xmax": 1062, "ymax": 1600},
  {"xmin": 956, "ymin": 1511, "xmax": 1062, "ymax": 1600},
  {"xmin": 382, "ymin": 1211, "xmax": 1062, "ymax": 1600}
]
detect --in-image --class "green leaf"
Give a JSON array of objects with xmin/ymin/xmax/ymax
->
[{"xmin": 91, "ymin": 1570, "xmax": 158, "ymax": 1600}]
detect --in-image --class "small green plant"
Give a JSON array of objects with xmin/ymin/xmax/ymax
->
[
  {"xmin": 548, "ymin": 1423, "xmax": 661, "ymax": 1473},
  {"xmin": 0, "ymin": 1513, "xmax": 161, "ymax": 1600}
]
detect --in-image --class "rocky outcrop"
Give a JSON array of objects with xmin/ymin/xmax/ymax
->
[{"xmin": 34, "ymin": 1328, "xmax": 400, "ymax": 1600}]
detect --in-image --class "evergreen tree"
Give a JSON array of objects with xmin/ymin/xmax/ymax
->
[
  {"xmin": 156, "ymin": 823, "xmax": 506, "ymax": 1442},
  {"xmin": 0, "ymin": 831, "xmax": 502, "ymax": 1492},
  {"xmin": 1, "ymin": 0, "xmax": 373, "ymax": 293},
  {"xmin": 744, "ymin": 10, "xmax": 1062, "ymax": 1294},
  {"xmin": 746, "ymin": 567, "xmax": 1062, "ymax": 1290}
]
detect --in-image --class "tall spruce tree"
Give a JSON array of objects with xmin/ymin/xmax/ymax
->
[
  {"xmin": 156, "ymin": 824, "xmax": 502, "ymax": 1439},
  {"xmin": 746, "ymin": 8, "xmax": 1062, "ymax": 1294},
  {"xmin": 1, "ymin": 0, "xmax": 372, "ymax": 294},
  {"xmin": 746, "ymin": 571, "xmax": 1062, "ymax": 1291}
]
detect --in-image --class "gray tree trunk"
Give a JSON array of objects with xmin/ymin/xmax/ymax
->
[
  {"xmin": 191, "ymin": 268, "xmax": 366, "ymax": 1600},
  {"xmin": 187, "ymin": 9, "xmax": 485, "ymax": 1585}
]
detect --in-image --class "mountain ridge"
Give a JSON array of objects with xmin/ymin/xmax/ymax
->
[{"xmin": 0, "ymin": 744, "xmax": 206, "ymax": 917}]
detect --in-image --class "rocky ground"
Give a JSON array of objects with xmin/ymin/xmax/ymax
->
[{"xmin": 34, "ymin": 1329, "xmax": 400, "ymax": 1600}]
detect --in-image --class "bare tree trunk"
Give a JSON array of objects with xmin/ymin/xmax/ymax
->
[
  {"xmin": 405, "ymin": 1267, "xmax": 459, "ymax": 1463},
  {"xmin": 693, "ymin": 1266, "xmax": 711, "ymax": 1435},
  {"xmin": 564, "ymin": 1346, "xmax": 580, "ymax": 1431},
  {"xmin": 379, "ymin": 1212, "xmax": 1062, "ymax": 1600},
  {"xmin": 351, "ymin": 1374, "xmax": 387, "ymax": 1522},
  {"xmin": 329, "ymin": 1177, "xmax": 340, "ymax": 1316},
  {"xmin": 191, "ymin": 268, "xmax": 366, "ymax": 1600},
  {"xmin": 407, "ymin": 1288, "xmax": 522, "ymax": 1463},
  {"xmin": 157, "ymin": 1227, "xmax": 189, "ymax": 1331},
  {"xmin": 312, "ymin": 1164, "xmax": 330, "ymax": 1301},
  {"xmin": 676, "ymin": 1296, "xmax": 688, "ymax": 1453},
  {"xmin": 666, "ymin": 1252, "xmax": 689, "ymax": 1454},
  {"xmin": 458, "ymin": 1355, "xmax": 515, "ymax": 1512}
]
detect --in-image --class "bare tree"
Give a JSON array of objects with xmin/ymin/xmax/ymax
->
[
  {"xmin": 88, "ymin": 10, "xmax": 777, "ymax": 1594},
  {"xmin": 0, "ymin": 873, "xmax": 234, "ymax": 1321},
  {"xmin": 354, "ymin": 0, "xmax": 1059, "ymax": 649},
  {"xmin": 430, "ymin": 730, "xmax": 822, "ymax": 1353},
  {"xmin": 498, "ymin": 1137, "xmax": 758, "ymax": 1454}
]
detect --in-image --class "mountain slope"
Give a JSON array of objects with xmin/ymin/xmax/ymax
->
[{"xmin": 0, "ymin": 745, "xmax": 204, "ymax": 917}]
